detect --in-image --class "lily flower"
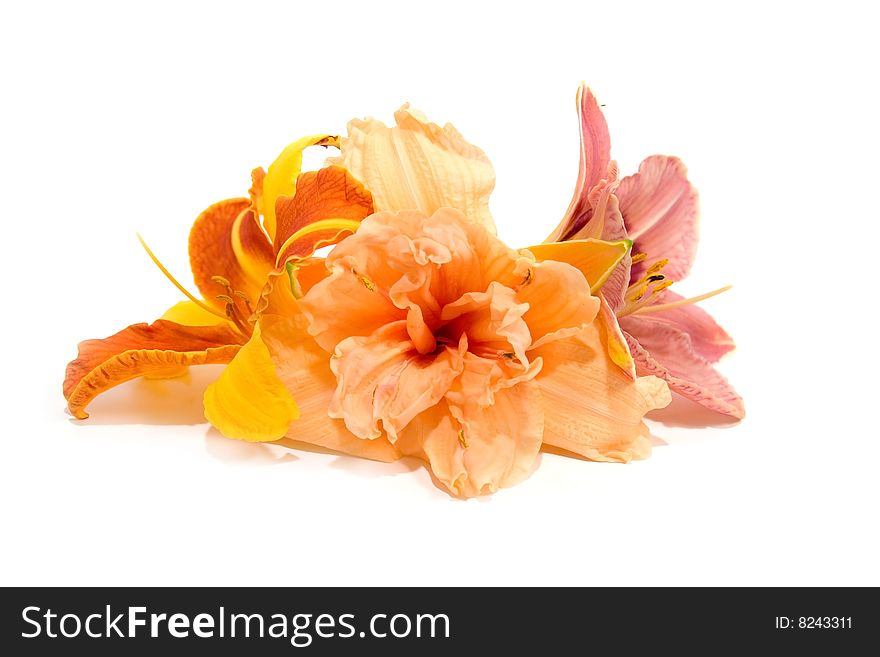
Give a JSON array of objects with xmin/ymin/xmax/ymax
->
[
  {"xmin": 64, "ymin": 135, "xmax": 374, "ymax": 427},
  {"xmin": 545, "ymin": 85, "xmax": 744, "ymax": 419},
  {"xmin": 208, "ymin": 107, "xmax": 670, "ymax": 496}
]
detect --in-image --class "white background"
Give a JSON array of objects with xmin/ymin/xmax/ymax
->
[{"xmin": 2, "ymin": 1, "xmax": 878, "ymax": 586}]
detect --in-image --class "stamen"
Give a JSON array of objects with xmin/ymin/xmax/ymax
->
[
  {"xmin": 136, "ymin": 233, "xmax": 228, "ymax": 321},
  {"xmin": 458, "ymin": 430, "xmax": 468, "ymax": 449},
  {"xmin": 630, "ymin": 252, "xmax": 647, "ymax": 264},
  {"xmin": 646, "ymin": 258, "xmax": 669, "ymax": 275},
  {"xmin": 632, "ymin": 285, "xmax": 732, "ymax": 316},
  {"xmin": 618, "ymin": 255, "xmax": 677, "ymax": 317},
  {"xmin": 233, "ymin": 290, "xmax": 254, "ymax": 315},
  {"xmin": 211, "ymin": 275, "xmax": 231, "ymax": 288},
  {"xmin": 522, "ymin": 268, "xmax": 534, "ymax": 286}
]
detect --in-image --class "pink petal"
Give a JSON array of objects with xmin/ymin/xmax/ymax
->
[
  {"xmin": 617, "ymin": 155, "xmax": 699, "ymax": 281},
  {"xmin": 545, "ymin": 85, "xmax": 612, "ymax": 243},
  {"xmin": 583, "ymin": 182, "xmax": 631, "ymax": 310},
  {"xmin": 642, "ymin": 291, "xmax": 736, "ymax": 363},
  {"xmin": 620, "ymin": 315, "xmax": 744, "ymax": 419}
]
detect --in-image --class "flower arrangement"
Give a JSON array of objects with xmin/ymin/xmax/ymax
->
[{"xmin": 64, "ymin": 85, "xmax": 742, "ymax": 497}]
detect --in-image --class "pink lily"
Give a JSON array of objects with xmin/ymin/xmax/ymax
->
[{"xmin": 546, "ymin": 84, "xmax": 744, "ymax": 419}]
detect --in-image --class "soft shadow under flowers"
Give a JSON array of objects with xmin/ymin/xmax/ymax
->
[
  {"xmin": 647, "ymin": 394, "xmax": 741, "ymax": 429},
  {"xmin": 204, "ymin": 428, "xmax": 298, "ymax": 466},
  {"xmin": 68, "ymin": 365, "xmax": 227, "ymax": 426}
]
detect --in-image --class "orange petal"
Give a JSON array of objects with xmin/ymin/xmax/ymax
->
[
  {"xmin": 64, "ymin": 320, "xmax": 245, "ymax": 419},
  {"xmin": 188, "ymin": 198, "xmax": 274, "ymax": 309},
  {"xmin": 514, "ymin": 257, "xmax": 600, "ymax": 350},
  {"xmin": 273, "ymin": 165, "xmax": 374, "ymax": 260},
  {"xmin": 261, "ymin": 134, "xmax": 340, "ymax": 242}
]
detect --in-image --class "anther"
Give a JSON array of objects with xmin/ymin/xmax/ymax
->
[
  {"xmin": 352, "ymin": 269, "xmax": 376, "ymax": 291},
  {"xmin": 216, "ymin": 294, "xmax": 234, "ymax": 304},
  {"xmin": 211, "ymin": 275, "xmax": 231, "ymax": 288},
  {"xmin": 647, "ymin": 274, "xmax": 665, "ymax": 283},
  {"xmin": 630, "ymin": 252, "xmax": 647, "ymax": 264},
  {"xmin": 646, "ymin": 259, "xmax": 669, "ymax": 275},
  {"xmin": 458, "ymin": 430, "xmax": 468, "ymax": 449}
]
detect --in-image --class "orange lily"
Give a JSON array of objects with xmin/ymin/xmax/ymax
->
[
  {"xmin": 201, "ymin": 107, "xmax": 671, "ymax": 496},
  {"xmin": 64, "ymin": 135, "xmax": 374, "ymax": 428}
]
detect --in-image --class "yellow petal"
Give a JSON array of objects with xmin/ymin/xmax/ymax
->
[
  {"xmin": 160, "ymin": 300, "xmax": 231, "ymax": 326},
  {"xmin": 203, "ymin": 324, "xmax": 299, "ymax": 442},
  {"xmin": 329, "ymin": 106, "xmax": 497, "ymax": 233},
  {"xmin": 525, "ymin": 238, "xmax": 630, "ymax": 293},
  {"xmin": 261, "ymin": 134, "xmax": 340, "ymax": 242}
]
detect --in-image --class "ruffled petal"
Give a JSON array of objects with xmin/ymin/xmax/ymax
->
[
  {"xmin": 440, "ymin": 282, "xmax": 532, "ymax": 366},
  {"xmin": 545, "ymin": 84, "xmax": 612, "ymax": 242},
  {"xmin": 273, "ymin": 165, "xmax": 374, "ymax": 263},
  {"xmin": 259, "ymin": 313, "xmax": 401, "ymax": 462},
  {"xmin": 328, "ymin": 322, "xmax": 464, "ymax": 441},
  {"xmin": 638, "ymin": 290, "xmax": 735, "ymax": 362},
  {"xmin": 64, "ymin": 321, "xmax": 245, "ymax": 419},
  {"xmin": 396, "ymin": 382, "xmax": 544, "ymax": 497},
  {"xmin": 329, "ymin": 106, "xmax": 496, "ymax": 233},
  {"xmin": 617, "ymin": 155, "xmax": 699, "ymax": 281},
  {"xmin": 532, "ymin": 319, "xmax": 670, "ymax": 462},
  {"xmin": 151, "ymin": 300, "xmax": 234, "ymax": 379},
  {"xmin": 188, "ymin": 199, "xmax": 274, "ymax": 309},
  {"xmin": 619, "ymin": 315, "xmax": 744, "ymax": 419},
  {"xmin": 203, "ymin": 325, "xmax": 300, "ymax": 442},
  {"xmin": 523, "ymin": 238, "xmax": 630, "ymax": 293}
]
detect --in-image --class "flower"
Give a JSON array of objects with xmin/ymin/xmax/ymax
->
[
  {"xmin": 64, "ymin": 135, "xmax": 374, "ymax": 426},
  {"xmin": 64, "ymin": 89, "xmax": 732, "ymax": 498},
  {"xmin": 250, "ymin": 208, "xmax": 669, "ymax": 496},
  {"xmin": 545, "ymin": 85, "xmax": 744, "ymax": 419},
  {"xmin": 199, "ymin": 107, "xmax": 669, "ymax": 496}
]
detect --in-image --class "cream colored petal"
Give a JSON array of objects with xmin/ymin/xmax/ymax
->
[
  {"xmin": 396, "ymin": 383, "xmax": 544, "ymax": 498},
  {"xmin": 533, "ymin": 318, "xmax": 670, "ymax": 462},
  {"xmin": 329, "ymin": 106, "xmax": 497, "ymax": 233}
]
